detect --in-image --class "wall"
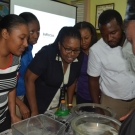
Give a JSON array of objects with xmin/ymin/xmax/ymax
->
[
  {"xmin": 90, "ymin": 0, "xmax": 127, "ymax": 33},
  {"xmin": 57, "ymin": 0, "xmax": 127, "ymax": 34},
  {"xmin": 58, "ymin": 0, "xmax": 71, "ymax": 4}
]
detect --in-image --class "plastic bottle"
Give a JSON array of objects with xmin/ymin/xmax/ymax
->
[
  {"xmin": 55, "ymin": 100, "xmax": 70, "ymax": 116},
  {"xmin": 59, "ymin": 100, "xmax": 68, "ymax": 111}
]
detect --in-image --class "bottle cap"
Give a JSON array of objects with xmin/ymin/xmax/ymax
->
[
  {"xmin": 55, "ymin": 100, "xmax": 70, "ymax": 116},
  {"xmin": 61, "ymin": 100, "xmax": 65, "ymax": 103}
]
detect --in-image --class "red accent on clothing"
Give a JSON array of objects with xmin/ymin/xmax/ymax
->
[{"xmin": 0, "ymin": 54, "xmax": 13, "ymax": 70}]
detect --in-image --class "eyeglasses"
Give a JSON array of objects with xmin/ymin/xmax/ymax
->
[{"xmin": 61, "ymin": 44, "xmax": 81, "ymax": 54}]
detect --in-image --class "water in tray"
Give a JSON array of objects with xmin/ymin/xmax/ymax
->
[{"xmin": 77, "ymin": 122, "xmax": 118, "ymax": 135}]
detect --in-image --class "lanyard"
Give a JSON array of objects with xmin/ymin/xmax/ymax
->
[
  {"xmin": 58, "ymin": 62, "xmax": 69, "ymax": 107},
  {"xmin": 47, "ymin": 62, "xmax": 70, "ymax": 109}
]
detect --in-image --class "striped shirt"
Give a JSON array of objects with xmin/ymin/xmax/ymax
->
[{"xmin": 0, "ymin": 54, "xmax": 20, "ymax": 124}]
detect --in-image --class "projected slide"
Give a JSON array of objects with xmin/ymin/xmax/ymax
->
[{"xmin": 14, "ymin": 5, "xmax": 75, "ymax": 57}]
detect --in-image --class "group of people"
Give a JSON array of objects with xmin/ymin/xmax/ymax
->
[
  {"xmin": 0, "ymin": 1, "xmax": 135, "ymax": 134},
  {"xmin": 0, "ymin": 12, "xmax": 96, "ymax": 132}
]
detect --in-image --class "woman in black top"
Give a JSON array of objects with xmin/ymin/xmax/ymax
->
[{"xmin": 25, "ymin": 27, "xmax": 84, "ymax": 115}]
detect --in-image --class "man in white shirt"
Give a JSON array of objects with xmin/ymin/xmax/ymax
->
[
  {"xmin": 87, "ymin": 9, "xmax": 135, "ymax": 119},
  {"xmin": 118, "ymin": 0, "xmax": 135, "ymax": 135},
  {"xmin": 119, "ymin": 0, "xmax": 135, "ymax": 121}
]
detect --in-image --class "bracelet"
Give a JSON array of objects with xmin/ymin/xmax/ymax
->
[{"xmin": 67, "ymin": 104, "xmax": 73, "ymax": 107}]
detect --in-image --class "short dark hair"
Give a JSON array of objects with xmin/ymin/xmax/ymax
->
[
  {"xmin": 74, "ymin": 21, "xmax": 98, "ymax": 46},
  {"xmin": 98, "ymin": 9, "xmax": 123, "ymax": 27},
  {"xmin": 19, "ymin": 12, "xmax": 39, "ymax": 24},
  {"xmin": 53, "ymin": 26, "xmax": 81, "ymax": 46},
  {"xmin": 0, "ymin": 14, "xmax": 27, "ymax": 32},
  {"xmin": 125, "ymin": 0, "xmax": 135, "ymax": 20}
]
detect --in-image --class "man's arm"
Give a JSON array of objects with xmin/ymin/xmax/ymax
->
[
  {"xmin": 88, "ymin": 76, "xmax": 100, "ymax": 104},
  {"xmin": 87, "ymin": 48, "xmax": 102, "ymax": 104}
]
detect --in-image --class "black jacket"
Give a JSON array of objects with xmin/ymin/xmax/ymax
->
[{"xmin": 28, "ymin": 44, "xmax": 84, "ymax": 113}]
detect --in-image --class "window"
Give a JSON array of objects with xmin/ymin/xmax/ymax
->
[{"xmin": 72, "ymin": 1, "xmax": 84, "ymax": 23}]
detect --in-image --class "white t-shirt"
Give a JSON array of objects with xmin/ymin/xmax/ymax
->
[
  {"xmin": 122, "ymin": 39, "xmax": 135, "ymax": 75},
  {"xmin": 87, "ymin": 38, "xmax": 135, "ymax": 100}
]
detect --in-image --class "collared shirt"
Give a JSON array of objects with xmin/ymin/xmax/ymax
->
[
  {"xmin": 122, "ymin": 39, "xmax": 135, "ymax": 76},
  {"xmin": 87, "ymin": 38, "xmax": 135, "ymax": 100},
  {"xmin": 16, "ymin": 44, "xmax": 33, "ymax": 96},
  {"xmin": 28, "ymin": 44, "xmax": 84, "ymax": 113}
]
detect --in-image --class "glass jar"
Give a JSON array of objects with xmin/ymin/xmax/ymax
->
[{"xmin": 71, "ymin": 114, "xmax": 121, "ymax": 135}]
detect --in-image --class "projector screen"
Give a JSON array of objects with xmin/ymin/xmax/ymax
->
[{"xmin": 10, "ymin": 0, "xmax": 76, "ymax": 57}]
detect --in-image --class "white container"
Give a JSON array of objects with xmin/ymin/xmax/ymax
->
[
  {"xmin": 12, "ymin": 114, "xmax": 65, "ymax": 135},
  {"xmin": 71, "ymin": 114, "xmax": 121, "ymax": 135}
]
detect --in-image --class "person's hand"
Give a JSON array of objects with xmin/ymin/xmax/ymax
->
[
  {"xmin": 19, "ymin": 102, "xmax": 30, "ymax": 119},
  {"xmin": 95, "ymin": 108, "xmax": 105, "ymax": 115},
  {"xmin": 11, "ymin": 115, "xmax": 21, "ymax": 124},
  {"xmin": 119, "ymin": 109, "xmax": 133, "ymax": 121}
]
